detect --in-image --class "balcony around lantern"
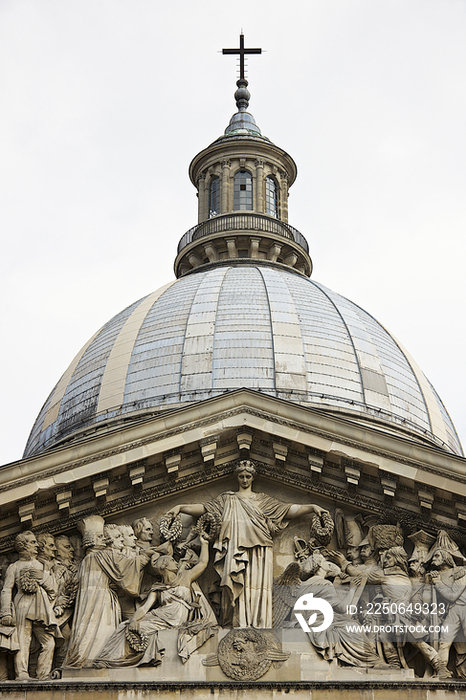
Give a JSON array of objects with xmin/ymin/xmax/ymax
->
[
  {"xmin": 178, "ymin": 212, "xmax": 310, "ymax": 254},
  {"xmin": 174, "ymin": 213, "xmax": 312, "ymax": 278}
]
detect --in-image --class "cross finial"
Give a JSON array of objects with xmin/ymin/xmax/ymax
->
[{"xmin": 222, "ymin": 33, "xmax": 262, "ymax": 80}]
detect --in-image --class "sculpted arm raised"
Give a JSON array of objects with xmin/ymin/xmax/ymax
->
[
  {"xmin": 183, "ymin": 536, "xmax": 210, "ymax": 586},
  {"xmin": 429, "ymin": 570, "xmax": 466, "ymax": 603},
  {"xmin": 169, "ymin": 503, "xmax": 206, "ymax": 518},
  {"xmin": 287, "ymin": 503, "xmax": 329, "ymax": 518}
]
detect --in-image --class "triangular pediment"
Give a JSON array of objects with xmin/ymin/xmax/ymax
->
[
  {"xmin": 2, "ymin": 393, "xmax": 466, "ymax": 685},
  {"xmin": 1, "ymin": 388, "xmax": 466, "ymax": 552}
]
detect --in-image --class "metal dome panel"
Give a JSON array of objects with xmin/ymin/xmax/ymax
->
[{"xmin": 24, "ymin": 265, "xmax": 462, "ymax": 458}]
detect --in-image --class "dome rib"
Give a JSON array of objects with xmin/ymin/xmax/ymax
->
[
  {"xmin": 177, "ymin": 272, "xmax": 209, "ymax": 400},
  {"xmin": 23, "ymin": 265, "xmax": 463, "ymax": 458},
  {"xmin": 386, "ymin": 332, "xmax": 457, "ymax": 453},
  {"xmin": 124, "ymin": 273, "xmax": 201, "ymax": 410},
  {"xmin": 260, "ymin": 266, "xmax": 308, "ymax": 397},
  {"xmin": 312, "ymin": 283, "xmax": 435, "ymax": 434},
  {"xmin": 209, "ymin": 266, "xmax": 230, "ymax": 390},
  {"xmin": 309, "ymin": 280, "xmax": 366, "ymax": 405},
  {"xmin": 96, "ymin": 283, "xmax": 175, "ymax": 417},
  {"xmin": 211, "ymin": 267, "xmax": 275, "ymax": 392},
  {"xmin": 179, "ymin": 267, "xmax": 229, "ymax": 401},
  {"xmin": 257, "ymin": 267, "xmax": 277, "ymax": 394},
  {"xmin": 321, "ymin": 286, "xmax": 435, "ymax": 438},
  {"xmin": 379, "ymin": 327, "xmax": 434, "ymax": 437}
]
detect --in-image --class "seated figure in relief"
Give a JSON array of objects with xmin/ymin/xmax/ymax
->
[
  {"xmin": 94, "ymin": 535, "xmax": 217, "ymax": 667},
  {"xmin": 279, "ymin": 550, "xmax": 386, "ymax": 669}
]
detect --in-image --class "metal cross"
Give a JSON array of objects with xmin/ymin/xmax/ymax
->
[{"xmin": 222, "ymin": 33, "xmax": 262, "ymax": 80}]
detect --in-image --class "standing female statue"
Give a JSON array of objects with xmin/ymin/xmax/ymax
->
[{"xmin": 169, "ymin": 460, "xmax": 328, "ymax": 628}]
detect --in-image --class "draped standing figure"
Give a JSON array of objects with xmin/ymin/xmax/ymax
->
[
  {"xmin": 170, "ymin": 461, "xmax": 327, "ymax": 628},
  {"xmin": 65, "ymin": 516, "xmax": 150, "ymax": 668}
]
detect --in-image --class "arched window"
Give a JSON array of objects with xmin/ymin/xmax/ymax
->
[
  {"xmin": 265, "ymin": 176, "xmax": 278, "ymax": 218},
  {"xmin": 209, "ymin": 176, "xmax": 220, "ymax": 218},
  {"xmin": 233, "ymin": 170, "xmax": 253, "ymax": 211}
]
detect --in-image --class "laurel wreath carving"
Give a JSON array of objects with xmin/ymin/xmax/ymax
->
[
  {"xmin": 20, "ymin": 567, "xmax": 39, "ymax": 594},
  {"xmin": 125, "ymin": 627, "xmax": 149, "ymax": 652},
  {"xmin": 159, "ymin": 512, "xmax": 183, "ymax": 542},
  {"xmin": 194, "ymin": 512, "xmax": 221, "ymax": 542},
  {"xmin": 309, "ymin": 511, "xmax": 334, "ymax": 546}
]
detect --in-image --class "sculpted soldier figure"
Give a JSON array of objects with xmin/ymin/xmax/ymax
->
[
  {"xmin": 52, "ymin": 535, "xmax": 79, "ymax": 668},
  {"xmin": 427, "ymin": 548, "xmax": 466, "ymax": 675},
  {"xmin": 296, "ymin": 551, "xmax": 386, "ymax": 668},
  {"xmin": 367, "ymin": 546, "xmax": 448, "ymax": 676},
  {"xmin": 169, "ymin": 460, "xmax": 328, "ymax": 628},
  {"xmin": 334, "ymin": 509, "xmax": 365, "ymax": 566},
  {"xmin": 408, "ymin": 530, "xmax": 435, "ymax": 582},
  {"xmin": 327, "ymin": 537, "xmax": 380, "ymax": 627},
  {"xmin": 328, "ymin": 537, "xmax": 378, "ymax": 579},
  {"xmin": 0, "ymin": 531, "xmax": 61, "ymax": 680}
]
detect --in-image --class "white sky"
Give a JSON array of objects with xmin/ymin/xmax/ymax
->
[{"xmin": 1, "ymin": 0, "xmax": 465, "ymax": 466}]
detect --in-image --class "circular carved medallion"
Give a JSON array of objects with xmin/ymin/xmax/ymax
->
[{"xmin": 217, "ymin": 628, "xmax": 288, "ymax": 681}]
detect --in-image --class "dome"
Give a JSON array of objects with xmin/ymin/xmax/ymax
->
[
  {"xmin": 23, "ymin": 44, "xmax": 463, "ymax": 462},
  {"xmin": 24, "ymin": 262, "xmax": 462, "ymax": 458},
  {"xmin": 224, "ymin": 110, "xmax": 264, "ymax": 138}
]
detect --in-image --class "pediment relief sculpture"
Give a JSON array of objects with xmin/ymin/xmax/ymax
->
[
  {"xmin": 168, "ymin": 459, "xmax": 327, "ymax": 629},
  {"xmin": 0, "ymin": 460, "xmax": 466, "ymax": 682}
]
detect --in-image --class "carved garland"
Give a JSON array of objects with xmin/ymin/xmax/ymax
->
[
  {"xmin": 20, "ymin": 567, "xmax": 40, "ymax": 594},
  {"xmin": 125, "ymin": 627, "xmax": 149, "ymax": 652},
  {"xmin": 309, "ymin": 511, "xmax": 334, "ymax": 546}
]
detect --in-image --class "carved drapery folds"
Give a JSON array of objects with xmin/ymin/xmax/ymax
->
[{"xmin": 1, "ymin": 459, "xmax": 466, "ymax": 681}]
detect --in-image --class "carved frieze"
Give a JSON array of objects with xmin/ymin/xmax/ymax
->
[{"xmin": 2, "ymin": 455, "xmax": 466, "ymax": 683}]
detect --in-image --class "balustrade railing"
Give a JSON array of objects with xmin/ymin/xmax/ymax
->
[{"xmin": 177, "ymin": 213, "xmax": 309, "ymax": 254}]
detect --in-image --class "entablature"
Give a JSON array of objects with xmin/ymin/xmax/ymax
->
[{"xmin": 1, "ymin": 389, "xmax": 466, "ymax": 552}]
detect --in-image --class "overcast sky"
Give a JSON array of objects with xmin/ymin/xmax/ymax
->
[{"xmin": 1, "ymin": 0, "xmax": 465, "ymax": 466}]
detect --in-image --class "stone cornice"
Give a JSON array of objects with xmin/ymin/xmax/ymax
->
[
  {"xmin": 2, "ymin": 452, "xmax": 465, "ymax": 553},
  {"xmin": 1, "ymin": 391, "xmax": 466, "ymax": 507},
  {"xmin": 2, "ymin": 679, "xmax": 466, "ymax": 691}
]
